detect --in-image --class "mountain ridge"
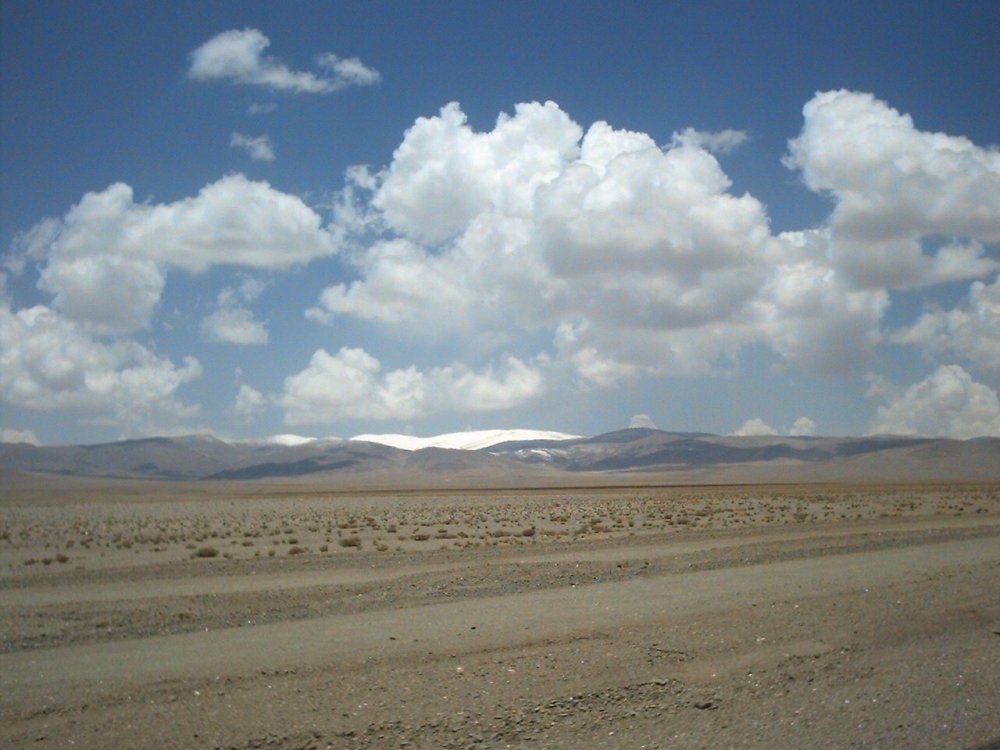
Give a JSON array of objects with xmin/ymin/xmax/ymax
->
[{"xmin": 2, "ymin": 428, "xmax": 998, "ymax": 484}]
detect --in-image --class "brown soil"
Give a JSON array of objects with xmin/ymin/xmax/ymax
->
[{"xmin": 2, "ymin": 481, "xmax": 999, "ymax": 749}]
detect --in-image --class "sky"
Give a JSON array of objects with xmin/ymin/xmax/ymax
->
[{"xmin": 2, "ymin": 1, "xmax": 999, "ymax": 446}]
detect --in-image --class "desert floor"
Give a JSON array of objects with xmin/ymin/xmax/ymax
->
[{"xmin": 1, "ymin": 480, "xmax": 999, "ymax": 749}]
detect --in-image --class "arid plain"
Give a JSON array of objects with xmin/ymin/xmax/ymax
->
[{"xmin": 2, "ymin": 476, "xmax": 999, "ymax": 749}]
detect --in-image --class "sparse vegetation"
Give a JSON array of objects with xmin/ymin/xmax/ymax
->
[{"xmin": 2, "ymin": 483, "xmax": 996, "ymax": 577}]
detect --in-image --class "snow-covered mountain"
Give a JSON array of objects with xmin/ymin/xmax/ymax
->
[
  {"xmin": 350, "ymin": 429, "xmax": 582, "ymax": 451},
  {"xmin": 218, "ymin": 429, "xmax": 582, "ymax": 451}
]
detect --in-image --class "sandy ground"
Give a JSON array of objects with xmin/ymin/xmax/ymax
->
[{"xmin": 1, "ymin": 481, "xmax": 999, "ymax": 749}]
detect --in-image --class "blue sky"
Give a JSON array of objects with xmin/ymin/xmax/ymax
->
[{"xmin": 2, "ymin": 1, "xmax": 999, "ymax": 445}]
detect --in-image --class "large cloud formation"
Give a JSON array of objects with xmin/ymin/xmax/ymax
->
[
  {"xmin": 3, "ymin": 175, "xmax": 335, "ymax": 434},
  {"xmin": 784, "ymin": 91, "xmax": 999, "ymax": 291},
  {"xmin": 5, "ymin": 90, "xmax": 999, "ymax": 436},
  {"xmin": 786, "ymin": 93, "xmax": 1000, "ymax": 244},
  {"xmin": 278, "ymin": 347, "xmax": 543, "ymax": 425},
  {"xmin": 309, "ymin": 92, "xmax": 998, "ymax": 392},
  {"xmin": 310, "ymin": 101, "xmax": 779, "ymax": 379},
  {"xmin": 869, "ymin": 365, "xmax": 1000, "ymax": 438},
  {"xmin": 0, "ymin": 303, "xmax": 202, "ymax": 432},
  {"xmin": 11, "ymin": 175, "xmax": 336, "ymax": 336}
]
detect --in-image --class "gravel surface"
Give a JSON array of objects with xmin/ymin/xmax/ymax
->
[{"xmin": 1, "ymin": 484, "xmax": 999, "ymax": 749}]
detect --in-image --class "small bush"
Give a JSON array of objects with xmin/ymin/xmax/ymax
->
[
  {"xmin": 339, "ymin": 536, "xmax": 362, "ymax": 548},
  {"xmin": 288, "ymin": 545, "xmax": 306, "ymax": 555},
  {"xmin": 195, "ymin": 546, "xmax": 219, "ymax": 558}
]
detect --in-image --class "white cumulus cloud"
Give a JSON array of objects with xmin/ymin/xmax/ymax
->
[
  {"xmin": 789, "ymin": 416, "xmax": 817, "ymax": 436},
  {"xmin": 312, "ymin": 92, "xmax": 1000, "ymax": 389},
  {"xmin": 3, "ymin": 172, "xmax": 338, "ymax": 432},
  {"xmin": 7, "ymin": 90, "xmax": 998, "ymax": 434},
  {"xmin": 202, "ymin": 308, "xmax": 268, "ymax": 346},
  {"xmin": 869, "ymin": 364, "xmax": 1000, "ymax": 438},
  {"xmin": 753, "ymin": 245, "xmax": 890, "ymax": 373},
  {"xmin": 230, "ymin": 132, "xmax": 275, "ymax": 162},
  {"xmin": 785, "ymin": 90, "xmax": 1000, "ymax": 290},
  {"xmin": 18, "ymin": 175, "xmax": 337, "ymax": 274},
  {"xmin": 892, "ymin": 274, "xmax": 1000, "ymax": 371},
  {"xmin": 232, "ymin": 384, "xmax": 266, "ymax": 422},
  {"xmin": 317, "ymin": 53, "xmax": 382, "ymax": 87},
  {"xmin": 732, "ymin": 418, "xmax": 778, "ymax": 436},
  {"xmin": 313, "ymin": 100, "xmax": 784, "ymax": 383},
  {"xmin": 0, "ymin": 304, "xmax": 201, "ymax": 434},
  {"xmin": 278, "ymin": 347, "xmax": 543, "ymax": 425},
  {"xmin": 202, "ymin": 278, "xmax": 269, "ymax": 345},
  {"xmin": 37, "ymin": 253, "xmax": 165, "ymax": 336},
  {"xmin": 673, "ymin": 127, "xmax": 749, "ymax": 155},
  {"xmin": 1, "ymin": 427, "xmax": 41, "ymax": 445},
  {"xmin": 279, "ymin": 347, "xmax": 424, "ymax": 424},
  {"xmin": 9, "ymin": 175, "xmax": 336, "ymax": 335},
  {"xmin": 189, "ymin": 28, "xmax": 380, "ymax": 94}
]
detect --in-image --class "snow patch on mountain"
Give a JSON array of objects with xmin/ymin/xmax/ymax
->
[{"xmin": 350, "ymin": 429, "xmax": 582, "ymax": 451}]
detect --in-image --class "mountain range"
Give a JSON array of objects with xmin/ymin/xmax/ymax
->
[{"xmin": 2, "ymin": 428, "xmax": 999, "ymax": 486}]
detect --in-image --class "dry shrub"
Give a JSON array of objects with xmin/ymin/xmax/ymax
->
[
  {"xmin": 195, "ymin": 546, "xmax": 219, "ymax": 558},
  {"xmin": 339, "ymin": 536, "xmax": 362, "ymax": 548}
]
